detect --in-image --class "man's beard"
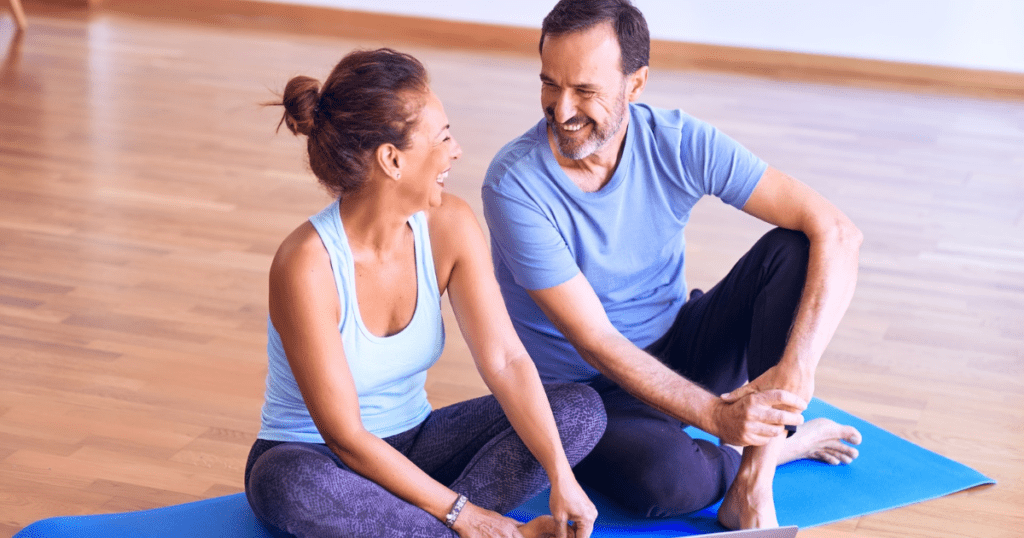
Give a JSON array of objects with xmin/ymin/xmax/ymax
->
[{"xmin": 546, "ymin": 91, "xmax": 627, "ymax": 161}]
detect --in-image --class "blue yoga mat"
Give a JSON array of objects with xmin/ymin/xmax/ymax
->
[
  {"xmin": 14, "ymin": 493, "xmax": 273, "ymax": 538},
  {"xmin": 508, "ymin": 398, "xmax": 995, "ymax": 535},
  {"xmin": 15, "ymin": 399, "xmax": 993, "ymax": 538}
]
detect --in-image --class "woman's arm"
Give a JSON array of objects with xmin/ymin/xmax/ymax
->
[
  {"xmin": 269, "ymin": 222, "xmax": 520, "ymax": 537},
  {"xmin": 429, "ymin": 195, "xmax": 598, "ymax": 538}
]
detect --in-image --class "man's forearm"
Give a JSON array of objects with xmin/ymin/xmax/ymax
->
[
  {"xmin": 739, "ymin": 167, "xmax": 863, "ymax": 396},
  {"xmin": 527, "ymin": 274, "xmax": 740, "ymax": 440},
  {"xmin": 577, "ymin": 332, "xmax": 723, "ymax": 435},
  {"xmin": 777, "ymin": 220, "xmax": 862, "ymax": 393}
]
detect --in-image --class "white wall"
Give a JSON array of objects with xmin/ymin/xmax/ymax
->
[{"xmin": 261, "ymin": 0, "xmax": 1024, "ymax": 74}]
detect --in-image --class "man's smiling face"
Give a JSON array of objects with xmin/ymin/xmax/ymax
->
[{"xmin": 540, "ymin": 22, "xmax": 631, "ymax": 161}]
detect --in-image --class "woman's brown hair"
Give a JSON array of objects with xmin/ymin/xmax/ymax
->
[{"xmin": 276, "ymin": 48, "xmax": 429, "ymax": 198}]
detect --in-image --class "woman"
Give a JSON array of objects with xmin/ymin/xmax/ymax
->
[{"xmin": 245, "ymin": 48, "xmax": 606, "ymax": 538}]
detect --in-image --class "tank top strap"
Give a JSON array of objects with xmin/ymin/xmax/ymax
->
[
  {"xmin": 407, "ymin": 211, "xmax": 441, "ymax": 302},
  {"xmin": 308, "ymin": 199, "xmax": 350, "ymax": 311}
]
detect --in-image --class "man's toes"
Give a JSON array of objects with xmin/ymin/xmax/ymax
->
[
  {"xmin": 818, "ymin": 450, "xmax": 841, "ymax": 465},
  {"xmin": 829, "ymin": 438, "xmax": 859, "ymax": 455},
  {"xmin": 826, "ymin": 441, "xmax": 859, "ymax": 464},
  {"xmin": 842, "ymin": 425, "xmax": 863, "ymax": 445},
  {"xmin": 827, "ymin": 447, "xmax": 854, "ymax": 465}
]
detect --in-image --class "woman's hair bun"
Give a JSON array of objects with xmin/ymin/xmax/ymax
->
[
  {"xmin": 273, "ymin": 49, "xmax": 429, "ymax": 199},
  {"xmin": 279, "ymin": 75, "xmax": 321, "ymax": 136}
]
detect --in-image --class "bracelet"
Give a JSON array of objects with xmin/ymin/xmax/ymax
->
[{"xmin": 444, "ymin": 494, "xmax": 468, "ymax": 529}]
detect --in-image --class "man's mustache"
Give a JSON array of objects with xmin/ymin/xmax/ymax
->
[{"xmin": 545, "ymin": 109, "xmax": 592, "ymax": 128}]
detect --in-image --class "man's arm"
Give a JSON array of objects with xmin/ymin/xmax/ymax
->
[
  {"xmin": 730, "ymin": 166, "xmax": 862, "ymax": 403},
  {"xmin": 527, "ymin": 274, "xmax": 805, "ymax": 447}
]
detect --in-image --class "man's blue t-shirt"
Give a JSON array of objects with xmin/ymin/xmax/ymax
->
[{"xmin": 482, "ymin": 103, "xmax": 767, "ymax": 383}]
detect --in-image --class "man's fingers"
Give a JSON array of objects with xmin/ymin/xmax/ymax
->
[
  {"xmin": 747, "ymin": 403, "xmax": 803, "ymax": 428},
  {"xmin": 764, "ymin": 407, "xmax": 804, "ymax": 427},
  {"xmin": 722, "ymin": 383, "xmax": 756, "ymax": 402},
  {"xmin": 759, "ymin": 389, "xmax": 808, "ymax": 412},
  {"xmin": 741, "ymin": 422, "xmax": 784, "ymax": 446}
]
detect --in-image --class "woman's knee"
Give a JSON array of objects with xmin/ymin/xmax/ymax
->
[
  {"xmin": 545, "ymin": 383, "xmax": 607, "ymax": 461},
  {"xmin": 246, "ymin": 443, "xmax": 339, "ymax": 532}
]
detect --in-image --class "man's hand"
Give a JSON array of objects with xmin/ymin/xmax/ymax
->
[
  {"xmin": 724, "ymin": 364, "xmax": 815, "ymax": 406},
  {"xmin": 713, "ymin": 388, "xmax": 806, "ymax": 447}
]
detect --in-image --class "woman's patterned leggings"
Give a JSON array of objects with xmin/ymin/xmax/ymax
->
[{"xmin": 245, "ymin": 383, "xmax": 606, "ymax": 537}]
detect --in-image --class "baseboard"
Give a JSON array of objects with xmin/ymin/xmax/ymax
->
[
  {"xmin": 28, "ymin": 0, "xmax": 1024, "ymax": 100},
  {"xmin": 658, "ymin": 40, "xmax": 1024, "ymax": 100}
]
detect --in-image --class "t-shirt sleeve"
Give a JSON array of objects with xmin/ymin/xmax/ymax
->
[
  {"xmin": 482, "ymin": 183, "xmax": 580, "ymax": 291},
  {"xmin": 680, "ymin": 116, "xmax": 767, "ymax": 209}
]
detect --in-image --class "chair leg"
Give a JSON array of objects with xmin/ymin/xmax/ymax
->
[{"xmin": 9, "ymin": 0, "xmax": 27, "ymax": 30}]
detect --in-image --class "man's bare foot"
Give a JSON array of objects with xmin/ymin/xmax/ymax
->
[
  {"xmin": 779, "ymin": 418, "xmax": 862, "ymax": 466},
  {"xmin": 717, "ymin": 470, "xmax": 778, "ymax": 530},
  {"xmin": 518, "ymin": 515, "xmax": 570, "ymax": 538}
]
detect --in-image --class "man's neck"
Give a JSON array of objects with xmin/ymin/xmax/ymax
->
[{"xmin": 550, "ymin": 117, "xmax": 629, "ymax": 194}]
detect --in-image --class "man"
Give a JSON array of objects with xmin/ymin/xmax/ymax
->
[{"xmin": 482, "ymin": 0, "xmax": 863, "ymax": 530}]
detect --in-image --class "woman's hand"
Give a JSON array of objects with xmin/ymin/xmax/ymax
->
[
  {"xmin": 548, "ymin": 474, "xmax": 597, "ymax": 538},
  {"xmin": 451, "ymin": 502, "xmax": 529, "ymax": 538}
]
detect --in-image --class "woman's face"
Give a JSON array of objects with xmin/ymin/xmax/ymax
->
[{"xmin": 399, "ymin": 89, "xmax": 462, "ymax": 208}]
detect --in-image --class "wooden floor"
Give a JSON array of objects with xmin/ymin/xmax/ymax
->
[{"xmin": 1, "ymin": 7, "xmax": 1023, "ymax": 538}]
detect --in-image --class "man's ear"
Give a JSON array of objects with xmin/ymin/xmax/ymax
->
[
  {"xmin": 376, "ymin": 143, "xmax": 403, "ymax": 180},
  {"xmin": 627, "ymin": 66, "xmax": 649, "ymax": 102}
]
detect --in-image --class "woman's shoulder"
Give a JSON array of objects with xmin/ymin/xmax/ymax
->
[
  {"xmin": 425, "ymin": 192, "xmax": 480, "ymax": 237},
  {"xmin": 270, "ymin": 220, "xmax": 331, "ymax": 286},
  {"xmin": 424, "ymin": 192, "xmax": 488, "ymax": 289}
]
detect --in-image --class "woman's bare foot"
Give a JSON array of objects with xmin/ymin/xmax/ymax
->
[
  {"xmin": 717, "ymin": 469, "xmax": 778, "ymax": 530},
  {"xmin": 518, "ymin": 515, "xmax": 571, "ymax": 538},
  {"xmin": 779, "ymin": 418, "xmax": 862, "ymax": 466}
]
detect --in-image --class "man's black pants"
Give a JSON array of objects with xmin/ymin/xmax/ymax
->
[{"xmin": 574, "ymin": 227, "xmax": 810, "ymax": 518}]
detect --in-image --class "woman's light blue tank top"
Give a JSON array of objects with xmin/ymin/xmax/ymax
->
[{"xmin": 258, "ymin": 200, "xmax": 445, "ymax": 441}]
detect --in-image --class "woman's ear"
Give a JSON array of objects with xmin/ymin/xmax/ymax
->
[{"xmin": 376, "ymin": 143, "xmax": 404, "ymax": 180}]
